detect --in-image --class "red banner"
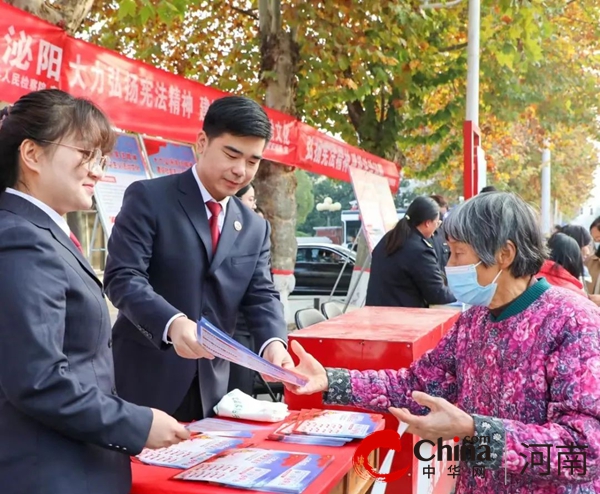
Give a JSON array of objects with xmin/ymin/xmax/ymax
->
[
  {"xmin": 296, "ymin": 123, "xmax": 400, "ymax": 191},
  {"xmin": 0, "ymin": 1, "xmax": 399, "ymax": 190},
  {"xmin": 0, "ymin": 3, "xmax": 66, "ymax": 102}
]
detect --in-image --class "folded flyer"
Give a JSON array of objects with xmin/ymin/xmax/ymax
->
[
  {"xmin": 173, "ymin": 447, "xmax": 333, "ymax": 493},
  {"xmin": 268, "ymin": 412, "xmax": 348, "ymax": 447},
  {"xmin": 136, "ymin": 434, "xmax": 243, "ymax": 469},
  {"xmin": 197, "ymin": 318, "xmax": 308, "ymax": 387},
  {"xmin": 292, "ymin": 409, "xmax": 383, "ymax": 439}
]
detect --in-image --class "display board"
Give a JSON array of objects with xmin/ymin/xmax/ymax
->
[
  {"xmin": 348, "ymin": 167, "xmax": 398, "ymax": 252},
  {"xmin": 94, "ymin": 132, "xmax": 150, "ymax": 238},
  {"xmin": 142, "ymin": 136, "xmax": 196, "ymax": 177}
]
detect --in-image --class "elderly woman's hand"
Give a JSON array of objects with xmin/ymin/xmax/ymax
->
[
  {"xmin": 285, "ymin": 340, "xmax": 329, "ymax": 395},
  {"xmin": 390, "ymin": 391, "xmax": 475, "ymax": 441}
]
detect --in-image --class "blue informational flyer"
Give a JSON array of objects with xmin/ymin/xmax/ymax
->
[
  {"xmin": 197, "ymin": 318, "xmax": 308, "ymax": 386},
  {"xmin": 173, "ymin": 448, "xmax": 333, "ymax": 493},
  {"xmin": 292, "ymin": 409, "xmax": 383, "ymax": 439},
  {"xmin": 136, "ymin": 435, "xmax": 243, "ymax": 469},
  {"xmin": 268, "ymin": 412, "xmax": 349, "ymax": 447}
]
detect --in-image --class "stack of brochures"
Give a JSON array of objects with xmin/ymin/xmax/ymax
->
[
  {"xmin": 268, "ymin": 409, "xmax": 384, "ymax": 447},
  {"xmin": 136, "ymin": 434, "xmax": 244, "ymax": 469},
  {"xmin": 173, "ymin": 448, "xmax": 333, "ymax": 493},
  {"xmin": 186, "ymin": 417, "xmax": 271, "ymax": 438}
]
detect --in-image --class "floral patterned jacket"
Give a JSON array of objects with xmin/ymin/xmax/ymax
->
[{"xmin": 324, "ymin": 279, "xmax": 600, "ymax": 493}]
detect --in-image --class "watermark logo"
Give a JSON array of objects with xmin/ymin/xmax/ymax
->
[
  {"xmin": 352, "ymin": 430, "xmax": 408, "ymax": 483},
  {"xmin": 415, "ymin": 435, "xmax": 491, "ymax": 463},
  {"xmin": 352, "ymin": 431, "xmax": 491, "ymax": 483},
  {"xmin": 353, "ymin": 430, "xmax": 589, "ymax": 484}
]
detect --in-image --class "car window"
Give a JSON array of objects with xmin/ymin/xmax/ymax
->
[
  {"xmin": 317, "ymin": 249, "xmax": 343, "ymax": 263},
  {"xmin": 296, "ymin": 248, "xmax": 308, "ymax": 262}
]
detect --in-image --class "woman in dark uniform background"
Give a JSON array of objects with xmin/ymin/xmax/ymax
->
[{"xmin": 366, "ymin": 196, "xmax": 455, "ymax": 308}]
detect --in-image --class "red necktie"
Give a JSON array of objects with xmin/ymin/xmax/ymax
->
[
  {"xmin": 69, "ymin": 232, "xmax": 83, "ymax": 254},
  {"xmin": 206, "ymin": 201, "xmax": 222, "ymax": 253}
]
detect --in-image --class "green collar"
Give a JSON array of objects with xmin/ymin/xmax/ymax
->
[{"xmin": 491, "ymin": 278, "xmax": 551, "ymax": 322}]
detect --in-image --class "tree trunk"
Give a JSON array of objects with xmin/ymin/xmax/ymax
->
[
  {"xmin": 7, "ymin": 0, "xmax": 96, "ymax": 250},
  {"xmin": 256, "ymin": 0, "xmax": 299, "ymax": 326},
  {"xmin": 5, "ymin": 0, "xmax": 95, "ymax": 34}
]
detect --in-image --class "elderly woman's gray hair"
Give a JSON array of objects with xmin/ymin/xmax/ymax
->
[{"xmin": 444, "ymin": 192, "xmax": 547, "ymax": 278}]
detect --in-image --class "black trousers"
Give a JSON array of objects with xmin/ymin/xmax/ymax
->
[
  {"xmin": 227, "ymin": 330, "xmax": 256, "ymax": 396},
  {"xmin": 173, "ymin": 374, "xmax": 202, "ymax": 422}
]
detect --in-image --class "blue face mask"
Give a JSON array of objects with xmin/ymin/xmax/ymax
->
[{"xmin": 445, "ymin": 262, "xmax": 502, "ymax": 307}]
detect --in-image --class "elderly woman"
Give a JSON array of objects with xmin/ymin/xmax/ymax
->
[{"xmin": 290, "ymin": 192, "xmax": 600, "ymax": 493}]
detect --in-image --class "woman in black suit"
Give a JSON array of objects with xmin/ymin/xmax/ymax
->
[
  {"xmin": 366, "ymin": 196, "xmax": 455, "ymax": 308},
  {"xmin": 0, "ymin": 90, "xmax": 188, "ymax": 494}
]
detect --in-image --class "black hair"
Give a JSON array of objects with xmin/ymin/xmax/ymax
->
[
  {"xmin": 548, "ymin": 232, "xmax": 584, "ymax": 279},
  {"xmin": 559, "ymin": 224, "xmax": 592, "ymax": 250},
  {"xmin": 429, "ymin": 194, "xmax": 448, "ymax": 209},
  {"xmin": 235, "ymin": 183, "xmax": 254, "ymax": 198},
  {"xmin": 590, "ymin": 216, "xmax": 600, "ymax": 257},
  {"xmin": 0, "ymin": 89, "xmax": 115, "ymax": 194},
  {"xmin": 203, "ymin": 96, "xmax": 272, "ymax": 142},
  {"xmin": 385, "ymin": 196, "xmax": 439, "ymax": 255},
  {"xmin": 480, "ymin": 185, "xmax": 497, "ymax": 193}
]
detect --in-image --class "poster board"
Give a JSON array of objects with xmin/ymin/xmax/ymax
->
[
  {"xmin": 348, "ymin": 167, "xmax": 398, "ymax": 252},
  {"xmin": 94, "ymin": 132, "xmax": 150, "ymax": 238},
  {"xmin": 345, "ymin": 167, "xmax": 398, "ymax": 308},
  {"xmin": 141, "ymin": 136, "xmax": 196, "ymax": 177}
]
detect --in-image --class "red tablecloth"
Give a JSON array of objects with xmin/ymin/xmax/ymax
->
[{"xmin": 131, "ymin": 418, "xmax": 377, "ymax": 494}]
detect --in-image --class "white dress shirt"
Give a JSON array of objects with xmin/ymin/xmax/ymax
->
[
  {"xmin": 163, "ymin": 169, "xmax": 285, "ymax": 358},
  {"xmin": 5, "ymin": 188, "xmax": 71, "ymax": 236}
]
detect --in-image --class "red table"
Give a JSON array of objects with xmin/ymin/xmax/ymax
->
[
  {"xmin": 285, "ymin": 306, "xmax": 461, "ymax": 494},
  {"xmin": 130, "ymin": 418, "xmax": 380, "ymax": 494}
]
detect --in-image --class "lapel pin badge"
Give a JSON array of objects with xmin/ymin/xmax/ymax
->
[{"xmin": 234, "ymin": 221, "xmax": 242, "ymax": 231}]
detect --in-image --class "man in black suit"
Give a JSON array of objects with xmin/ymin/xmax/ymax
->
[{"xmin": 104, "ymin": 96, "xmax": 292, "ymax": 421}]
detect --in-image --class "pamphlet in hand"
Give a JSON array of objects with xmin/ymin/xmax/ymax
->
[
  {"xmin": 136, "ymin": 434, "xmax": 243, "ymax": 469},
  {"xmin": 197, "ymin": 318, "xmax": 308, "ymax": 387},
  {"xmin": 186, "ymin": 417, "xmax": 272, "ymax": 438},
  {"xmin": 173, "ymin": 447, "xmax": 334, "ymax": 493}
]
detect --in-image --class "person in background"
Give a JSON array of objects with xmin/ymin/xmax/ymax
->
[
  {"xmin": 585, "ymin": 216, "xmax": 600, "ymax": 298},
  {"xmin": 559, "ymin": 224, "xmax": 594, "ymax": 295},
  {"xmin": 289, "ymin": 191, "xmax": 600, "ymax": 494},
  {"xmin": 429, "ymin": 194, "xmax": 451, "ymax": 271},
  {"xmin": 560, "ymin": 224, "xmax": 593, "ymax": 261},
  {"xmin": 104, "ymin": 96, "xmax": 291, "ymax": 423},
  {"xmin": 255, "ymin": 206, "xmax": 265, "ymax": 219},
  {"xmin": 480, "ymin": 185, "xmax": 497, "ymax": 193},
  {"xmin": 0, "ymin": 90, "xmax": 187, "ymax": 494},
  {"xmin": 365, "ymin": 196, "xmax": 455, "ymax": 308},
  {"xmin": 235, "ymin": 182, "xmax": 256, "ymax": 210},
  {"xmin": 538, "ymin": 232, "xmax": 585, "ymax": 296}
]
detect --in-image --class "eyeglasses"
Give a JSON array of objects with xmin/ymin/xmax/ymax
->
[{"xmin": 38, "ymin": 140, "xmax": 111, "ymax": 174}]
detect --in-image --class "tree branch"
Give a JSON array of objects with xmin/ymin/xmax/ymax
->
[
  {"xmin": 438, "ymin": 41, "xmax": 468, "ymax": 53},
  {"xmin": 230, "ymin": 5, "xmax": 259, "ymax": 20},
  {"xmin": 346, "ymin": 100, "xmax": 365, "ymax": 132}
]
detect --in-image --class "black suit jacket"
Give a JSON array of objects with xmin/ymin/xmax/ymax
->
[
  {"xmin": 365, "ymin": 228, "xmax": 456, "ymax": 308},
  {"xmin": 0, "ymin": 193, "xmax": 152, "ymax": 494},
  {"xmin": 104, "ymin": 169, "xmax": 287, "ymax": 417}
]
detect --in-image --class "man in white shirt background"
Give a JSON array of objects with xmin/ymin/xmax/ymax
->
[{"xmin": 103, "ymin": 96, "xmax": 291, "ymax": 421}]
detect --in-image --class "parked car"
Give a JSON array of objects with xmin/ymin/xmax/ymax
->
[{"xmin": 292, "ymin": 243, "xmax": 356, "ymax": 296}]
